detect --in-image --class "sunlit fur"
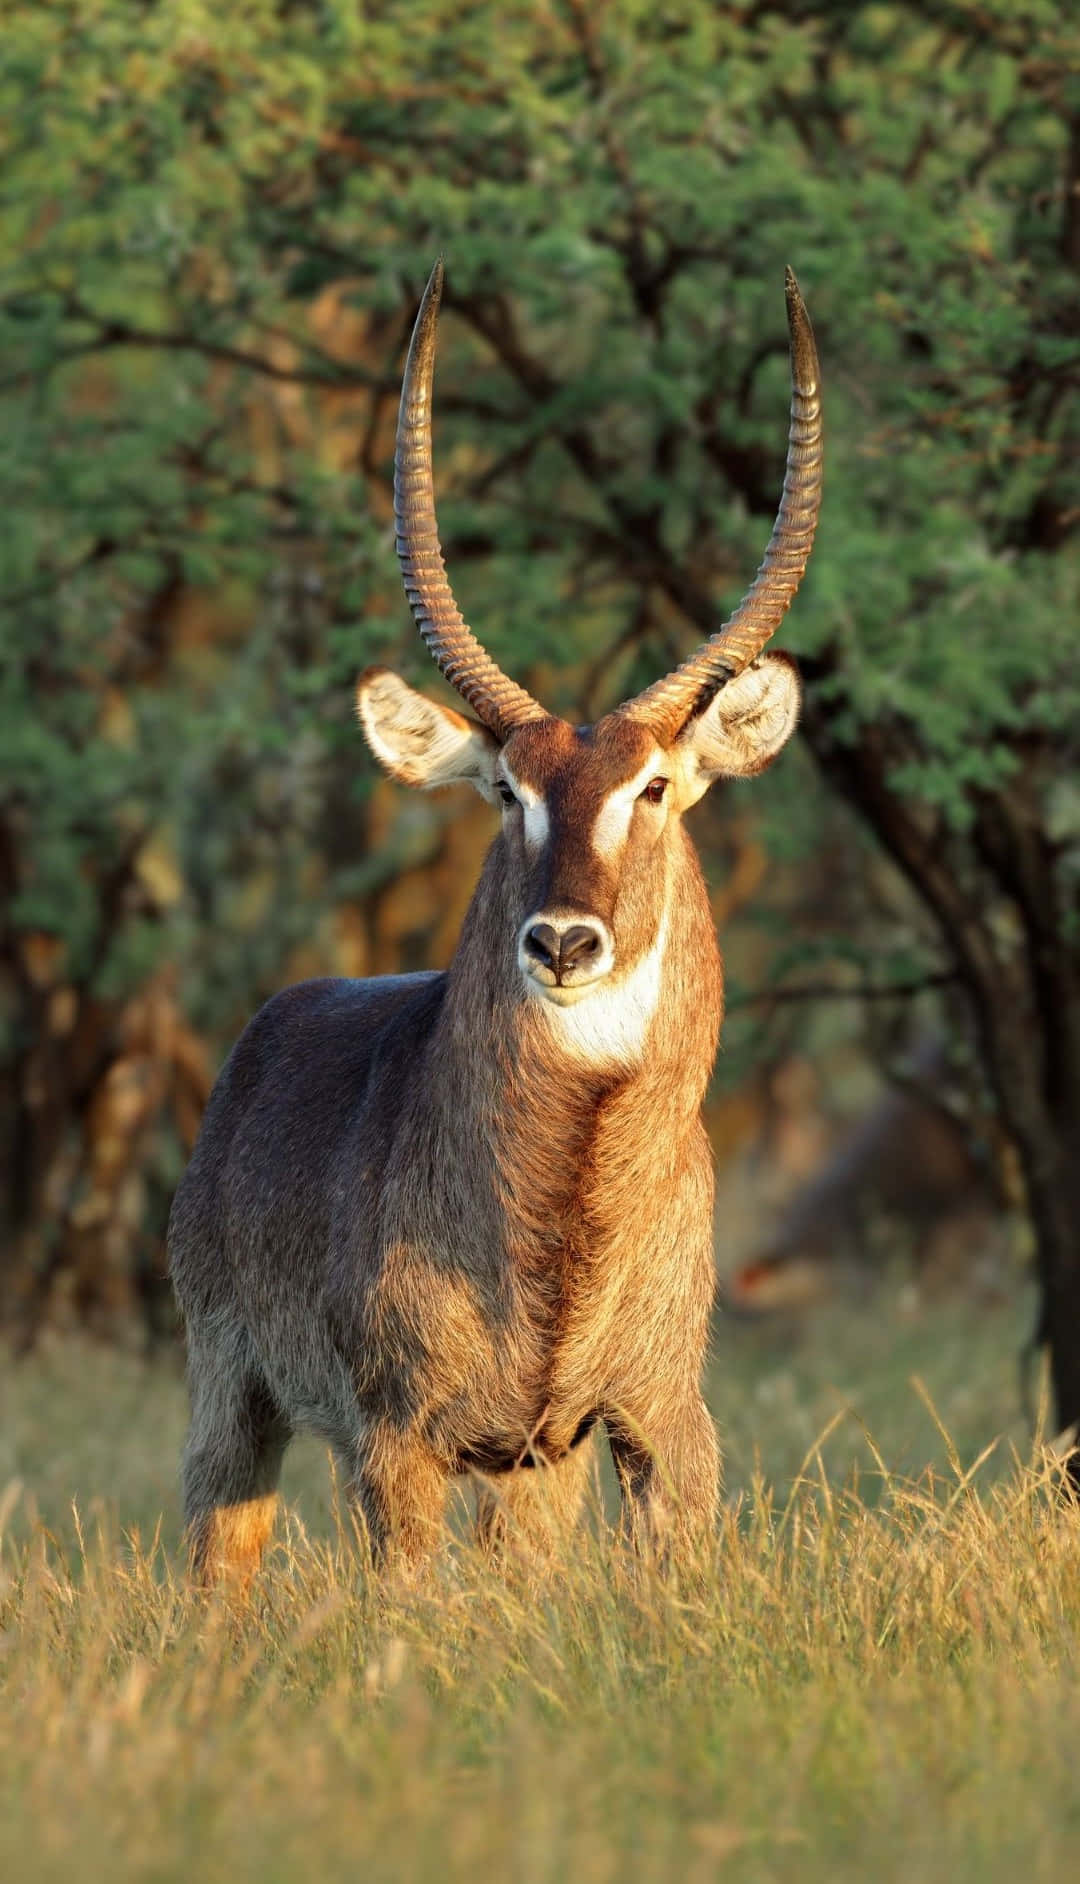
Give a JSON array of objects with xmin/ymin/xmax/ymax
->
[
  {"xmin": 500, "ymin": 760, "xmax": 549, "ymax": 849},
  {"xmin": 169, "ymin": 656, "xmax": 800, "ymax": 1582},
  {"xmin": 528, "ymin": 904, "xmax": 670, "ymax": 1064},
  {"xmin": 355, "ymin": 668, "xmax": 499, "ymax": 794},
  {"xmin": 590, "ymin": 754, "xmax": 666, "ymax": 858},
  {"xmin": 189, "ymin": 1495, "xmax": 280, "ymax": 1592}
]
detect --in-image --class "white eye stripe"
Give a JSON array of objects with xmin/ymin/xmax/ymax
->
[
  {"xmin": 500, "ymin": 754, "xmax": 666, "ymax": 856},
  {"xmin": 498, "ymin": 760, "xmax": 540, "ymax": 805},
  {"xmin": 522, "ymin": 800, "xmax": 550, "ymax": 848},
  {"xmin": 500, "ymin": 761, "xmax": 549, "ymax": 849},
  {"xmin": 591, "ymin": 754, "xmax": 666, "ymax": 859}
]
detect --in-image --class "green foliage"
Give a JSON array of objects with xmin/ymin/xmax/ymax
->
[{"xmin": 1, "ymin": 0, "xmax": 1077, "ymax": 1047}]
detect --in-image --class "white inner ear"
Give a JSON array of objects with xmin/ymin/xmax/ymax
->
[
  {"xmin": 356, "ymin": 670, "xmax": 501, "ymax": 797},
  {"xmin": 674, "ymin": 654, "xmax": 801, "ymax": 805}
]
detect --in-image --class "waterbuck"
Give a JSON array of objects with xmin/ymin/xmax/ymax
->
[{"xmin": 168, "ymin": 261, "xmax": 823, "ymax": 1582}]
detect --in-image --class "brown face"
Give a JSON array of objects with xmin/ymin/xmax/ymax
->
[
  {"xmin": 357, "ymin": 657, "xmax": 801, "ymax": 1050},
  {"xmin": 497, "ymin": 713, "xmax": 674, "ymax": 1007}
]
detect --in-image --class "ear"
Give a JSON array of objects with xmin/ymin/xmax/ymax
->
[
  {"xmin": 355, "ymin": 668, "xmax": 501, "ymax": 799},
  {"xmin": 673, "ymin": 652, "xmax": 801, "ymax": 807}
]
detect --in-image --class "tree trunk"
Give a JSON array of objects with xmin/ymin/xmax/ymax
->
[{"xmin": 799, "ymin": 670, "xmax": 1080, "ymax": 1461}]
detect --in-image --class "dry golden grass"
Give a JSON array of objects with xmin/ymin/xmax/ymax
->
[{"xmin": 3, "ymin": 1298, "xmax": 1080, "ymax": 1881}]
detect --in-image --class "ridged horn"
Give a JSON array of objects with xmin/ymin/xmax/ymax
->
[
  {"xmin": 394, "ymin": 260, "xmax": 547, "ymax": 741},
  {"xmin": 619, "ymin": 268, "xmax": 823, "ymax": 743}
]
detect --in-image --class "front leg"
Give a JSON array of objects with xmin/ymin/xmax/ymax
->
[
  {"xmin": 337, "ymin": 1422, "xmax": 448, "ymax": 1573},
  {"xmin": 606, "ymin": 1392, "xmax": 719, "ymax": 1570}
]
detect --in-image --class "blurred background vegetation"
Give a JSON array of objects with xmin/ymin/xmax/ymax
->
[{"xmin": 0, "ymin": 1, "xmax": 1077, "ymax": 1432}]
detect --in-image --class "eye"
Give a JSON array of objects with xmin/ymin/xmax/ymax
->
[
  {"xmin": 496, "ymin": 781, "xmax": 518, "ymax": 807},
  {"xmin": 640, "ymin": 777, "xmax": 668, "ymax": 806}
]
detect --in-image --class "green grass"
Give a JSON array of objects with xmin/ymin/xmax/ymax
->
[{"xmin": 3, "ymin": 1287, "xmax": 1079, "ymax": 1882}]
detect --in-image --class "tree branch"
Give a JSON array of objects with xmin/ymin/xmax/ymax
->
[
  {"xmin": 726, "ymin": 970, "xmax": 960, "ymax": 1013},
  {"xmin": 0, "ymin": 309, "xmax": 387, "ymax": 395}
]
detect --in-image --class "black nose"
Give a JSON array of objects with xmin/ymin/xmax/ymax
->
[
  {"xmin": 524, "ymin": 921, "xmax": 605, "ymax": 981},
  {"xmin": 560, "ymin": 924, "xmax": 603, "ymax": 971},
  {"xmin": 524, "ymin": 923, "xmax": 560, "ymax": 972}
]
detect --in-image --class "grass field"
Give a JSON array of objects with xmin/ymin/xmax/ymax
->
[{"xmin": 3, "ymin": 1286, "xmax": 1080, "ymax": 1882}]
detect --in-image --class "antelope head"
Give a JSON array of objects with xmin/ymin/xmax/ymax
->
[{"xmin": 358, "ymin": 262, "xmax": 822, "ymax": 1023}]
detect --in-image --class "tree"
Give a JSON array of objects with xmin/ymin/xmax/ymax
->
[{"xmin": 1, "ymin": 2, "xmax": 1077, "ymax": 1430}]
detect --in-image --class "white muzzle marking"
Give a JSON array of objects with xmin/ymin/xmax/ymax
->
[{"xmin": 529, "ymin": 908, "xmax": 670, "ymax": 1065}]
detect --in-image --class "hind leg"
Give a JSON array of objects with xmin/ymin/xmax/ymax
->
[
  {"xmin": 606, "ymin": 1390, "xmax": 719, "ymax": 1572},
  {"xmin": 182, "ymin": 1326, "xmax": 291, "ymax": 1590}
]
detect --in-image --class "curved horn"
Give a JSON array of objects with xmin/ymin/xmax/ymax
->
[
  {"xmin": 394, "ymin": 260, "xmax": 546, "ymax": 740},
  {"xmin": 620, "ymin": 268, "xmax": 823, "ymax": 743}
]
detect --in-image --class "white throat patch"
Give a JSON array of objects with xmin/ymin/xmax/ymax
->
[{"xmin": 529, "ymin": 906, "xmax": 670, "ymax": 1066}]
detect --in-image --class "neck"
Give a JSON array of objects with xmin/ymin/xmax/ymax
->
[{"xmin": 429, "ymin": 827, "xmax": 723, "ymax": 1250}]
